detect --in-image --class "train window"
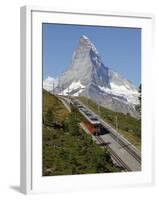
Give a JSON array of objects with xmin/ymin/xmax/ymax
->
[
  {"xmin": 78, "ymin": 105, "xmax": 83, "ymax": 108},
  {"xmin": 90, "ymin": 117, "xmax": 98, "ymax": 121},
  {"xmin": 85, "ymin": 113, "xmax": 92, "ymax": 117}
]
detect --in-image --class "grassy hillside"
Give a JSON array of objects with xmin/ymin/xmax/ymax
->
[
  {"xmin": 42, "ymin": 90, "xmax": 120, "ymax": 176},
  {"xmin": 43, "ymin": 89, "xmax": 69, "ymax": 122},
  {"xmin": 77, "ymin": 96, "xmax": 141, "ymax": 149}
]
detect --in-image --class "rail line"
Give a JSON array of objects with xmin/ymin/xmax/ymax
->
[
  {"xmin": 59, "ymin": 96, "xmax": 141, "ymax": 170},
  {"xmin": 95, "ymin": 135, "xmax": 132, "ymax": 172},
  {"xmin": 108, "ymin": 131, "xmax": 141, "ymax": 164},
  {"xmin": 74, "ymin": 97, "xmax": 141, "ymax": 164}
]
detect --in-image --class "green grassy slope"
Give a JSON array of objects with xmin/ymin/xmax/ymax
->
[
  {"xmin": 77, "ymin": 96, "xmax": 141, "ymax": 149},
  {"xmin": 42, "ymin": 90, "xmax": 120, "ymax": 176},
  {"xmin": 43, "ymin": 89, "xmax": 69, "ymax": 122}
]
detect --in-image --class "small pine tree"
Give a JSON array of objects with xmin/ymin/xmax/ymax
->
[
  {"xmin": 138, "ymin": 84, "xmax": 141, "ymax": 113},
  {"xmin": 45, "ymin": 107, "xmax": 54, "ymax": 126},
  {"xmin": 136, "ymin": 84, "xmax": 141, "ymax": 113},
  {"xmin": 139, "ymin": 84, "xmax": 141, "ymax": 106},
  {"xmin": 68, "ymin": 112, "xmax": 80, "ymax": 136}
]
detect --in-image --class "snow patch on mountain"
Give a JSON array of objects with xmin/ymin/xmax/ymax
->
[
  {"xmin": 59, "ymin": 81, "xmax": 85, "ymax": 96},
  {"xmin": 98, "ymin": 82, "xmax": 139, "ymax": 105}
]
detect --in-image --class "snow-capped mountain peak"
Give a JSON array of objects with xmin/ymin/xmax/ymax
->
[
  {"xmin": 45, "ymin": 35, "xmax": 140, "ymax": 118},
  {"xmin": 80, "ymin": 35, "xmax": 99, "ymax": 55}
]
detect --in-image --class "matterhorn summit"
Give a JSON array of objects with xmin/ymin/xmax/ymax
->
[{"xmin": 50, "ymin": 35, "xmax": 139, "ymax": 118}]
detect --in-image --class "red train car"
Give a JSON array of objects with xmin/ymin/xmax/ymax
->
[{"xmin": 78, "ymin": 108, "xmax": 101, "ymax": 135}]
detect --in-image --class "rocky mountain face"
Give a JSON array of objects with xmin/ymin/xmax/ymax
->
[{"xmin": 45, "ymin": 35, "xmax": 140, "ymax": 118}]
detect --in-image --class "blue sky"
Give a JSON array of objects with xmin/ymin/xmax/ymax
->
[{"xmin": 43, "ymin": 23, "xmax": 141, "ymax": 87}]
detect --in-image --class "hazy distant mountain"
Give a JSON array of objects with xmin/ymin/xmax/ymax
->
[
  {"xmin": 44, "ymin": 35, "xmax": 140, "ymax": 118},
  {"xmin": 43, "ymin": 76, "xmax": 58, "ymax": 92}
]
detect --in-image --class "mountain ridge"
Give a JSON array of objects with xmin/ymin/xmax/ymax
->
[{"xmin": 43, "ymin": 35, "xmax": 140, "ymax": 118}]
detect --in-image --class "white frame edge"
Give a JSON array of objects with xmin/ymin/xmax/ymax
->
[
  {"xmin": 20, "ymin": 6, "xmax": 32, "ymax": 194},
  {"xmin": 26, "ymin": 5, "xmax": 154, "ymax": 19},
  {"xmin": 20, "ymin": 5, "xmax": 154, "ymax": 194}
]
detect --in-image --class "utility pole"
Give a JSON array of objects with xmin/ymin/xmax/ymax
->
[
  {"xmin": 115, "ymin": 116, "xmax": 119, "ymax": 143},
  {"xmin": 52, "ymin": 82, "xmax": 54, "ymax": 94},
  {"xmin": 67, "ymin": 85, "xmax": 70, "ymax": 97},
  {"xmin": 87, "ymin": 88, "xmax": 89, "ymax": 107},
  {"xmin": 61, "ymin": 85, "xmax": 64, "ymax": 96},
  {"xmin": 97, "ymin": 101, "xmax": 100, "ymax": 116}
]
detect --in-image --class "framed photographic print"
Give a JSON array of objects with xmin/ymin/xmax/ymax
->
[{"xmin": 20, "ymin": 6, "xmax": 154, "ymax": 194}]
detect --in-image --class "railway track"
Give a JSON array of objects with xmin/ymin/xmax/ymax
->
[
  {"xmin": 59, "ymin": 96, "xmax": 140, "ymax": 170},
  {"xmin": 108, "ymin": 131, "xmax": 141, "ymax": 164},
  {"xmin": 74, "ymin": 98, "xmax": 141, "ymax": 164},
  {"xmin": 95, "ymin": 135, "xmax": 132, "ymax": 172}
]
